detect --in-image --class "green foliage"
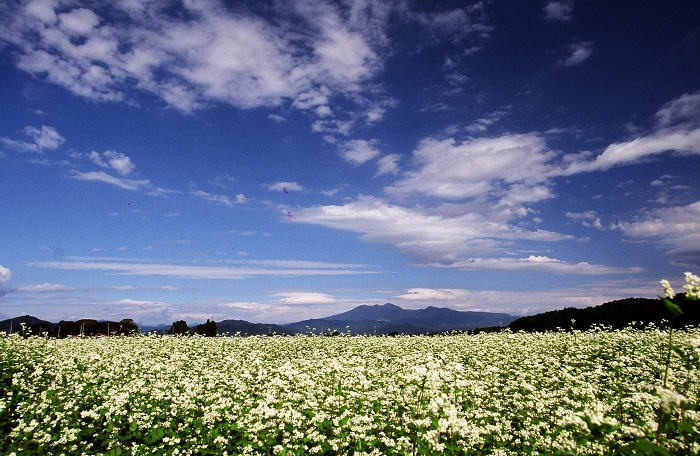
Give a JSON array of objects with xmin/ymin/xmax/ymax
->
[
  {"xmin": 193, "ymin": 319, "xmax": 217, "ymax": 337},
  {"xmin": 509, "ymin": 295, "xmax": 700, "ymax": 332},
  {"xmin": 169, "ymin": 320, "xmax": 190, "ymax": 335},
  {"xmin": 1, "ymin": 326, "xmax": 699, "ymax": 455}
]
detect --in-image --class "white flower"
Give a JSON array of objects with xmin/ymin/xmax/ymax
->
[
  {"xmin": 656, "ymin": 386, "xmax": 688, "ymax": 413},
  {"xmin": 660, "ymin": 279, "xmax": 675, "ymax": 298},
  {"xmin": 683, "ymin": 272, "xmax": 699, "ymax": 300}
]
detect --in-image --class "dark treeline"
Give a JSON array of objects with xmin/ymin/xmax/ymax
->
[
  {"xmin": 3, "ymin": 318, "xmax": 138, "ymax": 338},
  {"xmin": 166, "ymin": 319, "xmax": 217, "ymax": 336},
  {"xmin": 508, "ymin": 295, "xmax": 700, "ymax": 332}
]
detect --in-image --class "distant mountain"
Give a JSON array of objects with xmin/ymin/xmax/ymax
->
[
  {"xmin": 0, "ymin": 315, "xmax": 55, "ymax": 334},
  {"xmin": 283, "ymin": 303, "xmax": 516, "ymax": 335},
  {"xmin": 508, "ymin": 295, "xmax": 700, "ymax": 332},
  {"xmin": 216, "ymin": 319, "xmax": 296, "ymax": 336}
]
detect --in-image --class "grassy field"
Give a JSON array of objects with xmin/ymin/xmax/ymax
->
[{"xmin": 1, "ymin": 325, "xmax": 699, "ymax": 455}]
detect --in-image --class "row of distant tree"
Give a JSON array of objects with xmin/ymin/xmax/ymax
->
[
  {"xmin": 5, "ymin": 318, "xmax": 218, "ymax": 338},
  {"xmin": 169, "ymin": 319, "xmax": 217, "ymax": 337},
  {"xmin": 6, "ymin": 319, "xmax": 139, "ymax": 338},
  {"xmin": 507, "ymin": 295, "xmax": 700, "ymax": 332}
]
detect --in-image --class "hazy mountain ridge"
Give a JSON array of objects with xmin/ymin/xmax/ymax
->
[
  {"xmin": 282, "ymin": 303, "xmax": 516, "ymax": 335},
  {"xmin": 6, "ymin": 296, "xmax": 693, "ymax": 337}
]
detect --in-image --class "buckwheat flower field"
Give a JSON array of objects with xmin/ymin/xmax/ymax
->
[{"xmin": 2, "ymin": 324, "xmax": 700, "ymax": 455}]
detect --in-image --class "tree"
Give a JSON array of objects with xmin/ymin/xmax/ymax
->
[
  {"xmin": 194, "ymin": 319, "xmax": 217, "ymax": 337},
  {"xmin": 170, "ymin": 320, "xmax": 190, "ymax": 335}
]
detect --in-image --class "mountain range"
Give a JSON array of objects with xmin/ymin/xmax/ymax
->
[
  {"xmin": 0, "ymin": 304, "xmax": 515, "ymax": 336},
  {"xmin": 283, "ymin": 303, "xmax": 516, "ymax": 335}
]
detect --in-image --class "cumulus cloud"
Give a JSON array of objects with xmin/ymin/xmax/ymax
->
[
  {"xmin": 88, "ymin": 150, "xmax": 135, "ymax": 175},
  {"xmin": 0, "ymin": 125, "xmax": 65, "ymax": 153},
  {"xmin": 0, "ymin": 265, "xmax": 11, "ymax": 283},
  {"xmin": 386, "ymin": 133, "xmax": 556, "ymax": 201},
  {"xmin": 0, "ymin": 0, "xmax": 490, "ymax": 148},
  {"xmin": 339, "ymin": 139, "xmax": 381, "ymax": 165}
]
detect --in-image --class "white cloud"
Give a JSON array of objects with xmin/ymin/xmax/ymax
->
[
  {"xmin": 1, "ymin": 0, "xmax": 491, "ymax": 146},
  {"xmin": 268, "ymin": 181, "xmax": 303, "ymax": 192},
  {"xmin": 393, "ymin": 281, "xmax": 656, "ymax": 316},
  {"xmin": 58, "ymin": 8, "xmax": 100, "ymax": 36},
  {"xmin": 272, "ymin": 292, "xmax": 337, "ymax": 305},
  {"xmin": 339, "ymin": 139, "xmax": 381, "ymax": 165},
  {"xmin": 445, "ymin": 256, "xmax": 641, "ymax": 275},
  {"xmin": 190, "ymin": 190, "xmax": 245, "ymax": 208},
  {"xmin": 543, "ymin": 1, "xmax": 574, "ymax": 22},
  {"xmin": 385, "ymin": 133, "xmax": 556, "ymax": 201},
  {"xmin": 613, "ymin": 200, "xmax": 700, "ymax": 267},
  {"xmin": 557, "ymin": 91, "xmax": 700, "ymax": 175},
  {"xmin": 267, "ymin": 114, "xmax": 287, "ymax": 123},
  {"xmin": 0, "ymin": 125, "xmax": 65, "ymax": 153},
  {"xmin": 566, "ymin": 211, "xmax": 604, "ymax": 229},
  {"xmin": 465, "ymin": 110, "xmax": 507, "ymax": 133},
  {"xmin": 655, "ymin": 90, "xmax": 700, "ymax": 129},
  {"xmin": 15, "ymin": 283, "xmax": 75, "ymax": 292},
  {"xmin": 0, "ymin": 265, "xmax": 11, "ymax": 283},
  {"xmin": 375, "ymin": 153, "xmax": 401, "ymax": 177},
  {"xmin": 69, "ymin": 170, "xmax": 150, "ymax": 190},
  {"xmin": 0, "ymin": 0, "xmax": 383, "ymax": 114},
  {"xmin": 561, "ymin": 41, "xmax": 593, "ymax": 66},
  {"xmin": 88, "ymin": 150, "xmax": 135, "ymax": 175},
  {"xmin": 294, "ymin": 196, "xmax": 578, "ymax": 269},
  {"xmin": 31, "ymin": 258, "xmax": 377, "ymax": 280}
]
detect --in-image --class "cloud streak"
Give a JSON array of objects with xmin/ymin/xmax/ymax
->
[{"xmin": 31, "ymin": 258, "xmax": 377, "ymax": 280}]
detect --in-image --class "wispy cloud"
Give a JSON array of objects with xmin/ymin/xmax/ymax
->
[
  {"xmin": 268, "ymin": 182, "xmax": 303, "ymax": 192},
  {"xmin": 13, "ymin": 283, "xmax": 75, "ymax": 293},
  {"xmin": 271, "ymin": 292, "xmax": 338, "ymax": 305},
  {"xmin": 613, "ymin": 201, "xmax": 700, "ymax": 267},
  {"xmin": 561, "ymin": 41, "xmax": 593, "ymax": 66},
  {"xmin": 566, "ymin": 211, "xmax": 604, "ymax": 229},
  {"xmin": 1, "ymin": 125, "xmax": 65, "ymax": 153},
  {"xmin": 0, "ymin": 0, "xmax": 490, "ymax": 144},
  {"xmin": 69, "ymin": 170, "xmax": 150, "ymax": 190},
  {"xmin": 443, "ymin": 256, "xmax": 642, "ymax": 275},
  {"xmin": 88, "ymin": 150, "xmax": 135, "ymax": 176},
  {"xmin": 190, "ymin": 190, "xmax": 245, "ymax": 207},
  {"xmin": 375, "ymin": 153, "xmax": 401, "ymax": 177},
  {"xmin": 292, "ymin": 91, "xmax": 700, "ymax": 273},
  {"xmin": 543, "ymin": 1, "xmax": 574, "ymax": 22},
  {"xmin": 294, "ymin": 196, "xmax": 586, "ymax": 271},
  {"xmin": 31, "ymin": 258, "xmax": 377, "ymax": 280},
  {"xmin": 558, "ymin": 90, "xmax": 700, "ymax": 174},
  {"xmin": 338, "ymin": 139, "xmax": 381, "ymax": 165}
]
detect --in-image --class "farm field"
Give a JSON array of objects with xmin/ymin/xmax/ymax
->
[{"xmin": 2, "ymin": 326, "xmax": 699, "ymax": 455}]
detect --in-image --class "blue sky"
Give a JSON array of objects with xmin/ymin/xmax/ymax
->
[{"xmin": 1, "ymin": 0, "xmax": 699, "ymax": 325}]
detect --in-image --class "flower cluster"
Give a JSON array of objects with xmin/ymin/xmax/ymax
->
[
  {"xmin": 660, "ymin": 271, "xmax": 699, "ymax": 300},
  {"xmin": 1, "ymin": 324, "xmax": 699, "ymax": 455}
]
